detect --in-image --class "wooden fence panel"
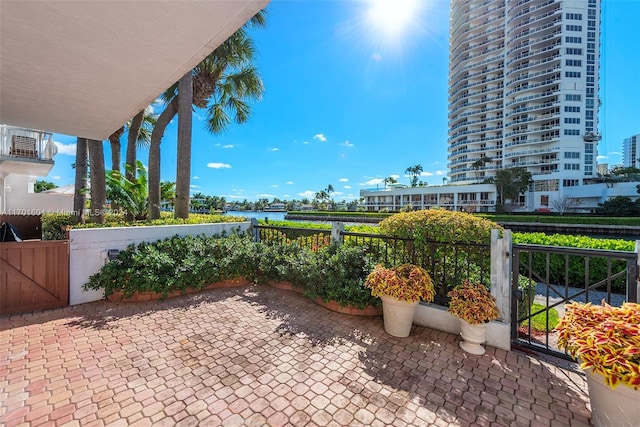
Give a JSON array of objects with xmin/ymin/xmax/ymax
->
[{"xmin": 0, "ymin": 240, "xmax": 69, "ymax": 315}]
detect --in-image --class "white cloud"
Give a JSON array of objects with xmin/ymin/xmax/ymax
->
[
  {"xmin": 53, "ymin": 140, "xmax": 76, "ymax": 155},
  {"xmin": 421, "ymin": 171, "xmax": 433, "ymax": 177},
  {"xmin": 303, "ymin": 141, "xmax": 310, "ymax": 145},
  {"xmin": 223, "ymin": 144, "xmax": 235, "ymax": 149},
  {"xmin": 342, "ymin": 140, "xmax": 354, "ymax": 148},
  {"xmin": 313, "ymin": 134, "xmax": 327, "ymax": 142},
  {"xmin": 597, "ymin": 155, "xmax": 608, "ymax": 161},
  {"xmin": 52, "ymin": 175, "xmax": 61, "ymax": 180},
  {"xmin": 193, "ymin": 176, "xmax": 200, "ymax": 180},
  {"xmin": 434, "ymin": 170, "xmax": 446, "ymax": 176},
  {"xmin": 339, "ymin": 178, "xmax": 349, "ymax": 182},
  {"xmin": 270, "ymin": 147, "xmax": 280, "ymax": 152},
  {"xmin": 257, "ymin": 193, "xmax": 276, "ymax": 198},
  {"xmin": 366, "ymin": 178, "xmax": 384, "ymax": 186},
  {"xmin": 190, "ymin": 184, "xmax": 201, "ymax": 189},
  {"xmin": 207, "ymin": 162, "xmax": 231, "ymax": 169},
  {"xmin": 608, "ymin": 151, "xmax": 621, "ymax": 155},
  {"xmin": 298, "ymin": 190, "xmax": 316, "ymax": 198},
  {"xmin": 271, "ymin": 184, "xmax": 279, "ymax": 188},
  {"xmin": 286, "ymin": 181, "xmax": 294, "ymax": 185},
  {"xmin": 344, "ymin": 185, "xmax": 351, "ymax": 189}
]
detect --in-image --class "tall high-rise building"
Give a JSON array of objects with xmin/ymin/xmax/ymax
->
[
  {"xmin": 622, "ymin": 134, "xmax": 639, "ymax": 168},
  {"xmin": 447, "ymin": 0, "xmax": 601, "ymax": 196}
]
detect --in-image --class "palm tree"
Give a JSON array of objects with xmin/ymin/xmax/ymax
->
[
  {"xmin": 73, "ymin": 137, "xmax": 88, "ymax": 224},
  {"xmin": 174, "ymin": 71, "xmax": 193, "ymax": 219},
  {"xmin": 471, "ymin": 156, "xmax": 492, "ymax": 181},
  {"xmin": 405, "ymin": 164, "xmax": 423, "ymax": 187},
  {"xmin": 147, "ymin": 10, "xmax": 266, "ymax": 219},
  {"xmin": 383, "ymin": 176, "xmax": 397, "ymax": 190},
  {"xmin": 88, "ymin": 139, "xmax": 106, "ymax": 223}
]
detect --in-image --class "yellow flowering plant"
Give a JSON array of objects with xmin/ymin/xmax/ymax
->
[
  {"xmin": 365, "ymin": 264, "xmax": 435, "ymax": 303},
  {"xmin": 555, "ymin": 301, "xmax": 640, "ymax": 390},
  {"xmin": 447, "ymin": 280, "xmax": 500, "ymax": 325}
]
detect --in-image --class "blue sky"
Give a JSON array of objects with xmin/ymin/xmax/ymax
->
[{"xmin": 49, "ymin": 0, "xmax": 640, "ymax": 202}]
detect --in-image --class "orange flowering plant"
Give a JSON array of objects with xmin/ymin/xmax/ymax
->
[
  {"xmin": 447, "ymin": 281, "xmax": 500, "ymax": 325},
  {"xmin": 555, "ymin": 301, "xmax": 640, "ymax": 390},
  {"xmin": 365, "ymin": 264, "xmax": 435, "ymax": 303}
]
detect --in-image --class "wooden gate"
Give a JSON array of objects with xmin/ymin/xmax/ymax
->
[{"xmin": 1, "ymin": 240, "xmax": 69, "ymax": 315}]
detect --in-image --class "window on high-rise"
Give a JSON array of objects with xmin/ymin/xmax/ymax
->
[
  {"xmin": 566, "ymin": 59, "xmax": 582, "ymax": 66},
  {"xmin": 566, "ymin": 48, "xmax": 583, "ymax": 55},
  {"xmin": 564, "ymin": 129, "xmax": 580, "ymax": 136},
  {"xmin": 566, "ymin": 25, "xmax": 582, "ymax": 31},
  {"xmin": 566, "ymin": 36, "xmax": 582, "ymax": 43},
  {"xmin": 565, "ymin": 71, "xmax": 581, "ymax": 78},
  {"xmin": 566, "ymin": 94, "xmax": 581, "ymax": 101},
  {"xmin": 564, "ymin": 152, "xmax": 580, "ymax": 159},
  {"xmin": 564, "ymin": 106, "xmax": 580, "ymax": 113},
  {"xmin": 564, "ymin": 118, "xmax": 580, "ymax": 124},
  {"xmin": 564, "ymin": 163, "xmax": 580, "ymax": 170},
  {"xmin": 563, "ymin": 179, "xmax": 580, "ymax": 187},
  {"xmin": 566, "ymin": 13, "xmax": 582, "ymax": 20}
]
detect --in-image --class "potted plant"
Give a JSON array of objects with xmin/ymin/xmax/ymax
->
[
  {"xmin": 365, "ymin": 264, "xmax": 434, "ymax": 337},
  {"xmin": 555, "ymin": 301, "xmax": 640, "ymax": 427},
  {"xmin": 447, "ymin": 280, "xmax": 501, "ymax": 355}
]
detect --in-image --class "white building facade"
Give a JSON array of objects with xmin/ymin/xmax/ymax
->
[
  {"xmin": 623, "ymin": 134, "xmax": 640, "ymax": 168},
  {"xmin": 448, "ymin": 0, "xmax": 601, "ymax": 207}
]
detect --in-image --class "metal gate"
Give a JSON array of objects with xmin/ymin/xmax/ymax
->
[
  {"xmin": 0, "ymin": 240, "xmax": 69, "ymax": 315},
  {"xmin": 511, "ymin": 243, "xmax": 638, "ymax": 359}
]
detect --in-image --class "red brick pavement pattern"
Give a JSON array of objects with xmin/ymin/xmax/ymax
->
[{"xmin": 0, "ymin": 286, "xmax": 591, "ymax": 426}]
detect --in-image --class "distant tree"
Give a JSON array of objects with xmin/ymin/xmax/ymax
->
[
  {"xmin": 383, "ymin": 176, "xmax": 397, "ymax": 189},
  {"xmin": 495, "ymin": 167, "xmax": 532, "ymax": 213},
  {"xmin": 34, "ymin": 180, "xmax": 57, "ymax": 193},
  {"xmin": 405, "ymin": 165, "xmax": 423, "ymax": 187},
  {"xmin": 471, "ymin": 156, "xmax": 492, "ymax": 181},
  {"xmin": 595, "ymin": 196, "xmax": 640, "ymax": 216},
  {"xmin": 551, "ymin": 197, "xmax": 582, "ymax": 216}
]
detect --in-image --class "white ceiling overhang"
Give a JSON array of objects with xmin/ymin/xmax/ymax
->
[{"xmin": 0, "ymin": 0, "xmax": 269, "ymax": 140}]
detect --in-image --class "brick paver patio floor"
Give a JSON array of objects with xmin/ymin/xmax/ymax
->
[{"xmin": 1, "ymin": 285, "xmax": 591, "ymax": 426}]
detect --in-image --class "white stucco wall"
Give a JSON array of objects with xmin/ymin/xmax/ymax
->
[
  {"xmin": 413, "ymin": 304, "xmax": 511, "ymax": 351},
  {"xmin": 3, "ymin": 174, "xmax": 73, "ymax": 214},
  {"xmin": 69, "ymin": 222, "xmax": 251, "ymax": 305}
]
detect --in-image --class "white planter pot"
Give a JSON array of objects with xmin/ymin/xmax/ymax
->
[
  {"xmin": 380, "ymin": 295, "xmax": 419, "ymax": 337},
  {"xmin": 459, "ymin": 320, "xmax": 487, "ymax": 355},
  {"xmin": 584, "ymin": 368, "xmax": 640, "ymax": 427}
]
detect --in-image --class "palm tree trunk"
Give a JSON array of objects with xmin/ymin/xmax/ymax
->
[
  {"xmin": 175, "ymin": 72, "xmax": 193, "ymax": 219},
  {"xmin": 148, "ymin": 98, "xmax": 178, "ymax": 220},
  {"xmin": 108, "ymin": 126, "xmax": 124, "ymax": 213},
  {"xmin": 88, "ymin": 139, "xmax": 106, "ymax": 224},
  {"xmin": 125, "ymin": 110, "xmax": 145, "ymax": 181},
  {"xmin": 73, "ymin": 137, "xmax": 88, "ymax": 224},
  {"xmin": 108, "ymin": 126, "xmax": 124, "ymax": 172}
]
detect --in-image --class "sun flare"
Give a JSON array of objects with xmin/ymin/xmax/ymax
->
[{"xmin": 366, "ymin": 0, "xmax": 421, "ymax": 42}]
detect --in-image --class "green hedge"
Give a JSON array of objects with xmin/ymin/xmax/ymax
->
[
  {"xmin": 85, "ymin": 234, "xmax": 381, "ymax": 308},
  {"xmin": 42, "ymin": 212, "xmax": 248, "ymax": 240},
  {"xmin": 479, "ymin": 214, "xmax": 640, "ymax": 226}
]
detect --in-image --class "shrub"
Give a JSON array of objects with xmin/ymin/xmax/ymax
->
[
  {"xmin": 42, "ymin": 213, "xmax": 74, "ymax": 240},
  {"xmin": 378, "ymin": 210, "xmax": 501, "ymax": 298},
  {"xmin": 379, "ymin": 209, "xmax": 501, "ymax": 244},
  {"xmin": 84, "ymin": 233, "xmax": 257, "ymax": 298}
]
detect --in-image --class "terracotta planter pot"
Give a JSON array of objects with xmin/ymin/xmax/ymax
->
[
  {"xmin": 107, "ymin": 277, "xmax": 250, "ymax": 302},
  {"xmin": 459, "ymin": 320, "xmax": 487, "ymax": 355},
  {"xmin": 584, "ymin": 368, "xmax": 640, "ymax": 427},
  {"xmin": 380, "ymin": 295, "xmax": 419, "ymax": 337},
  {"xmin": 266, "ymin": 281, "xmax": 382, "ymax": 317}
]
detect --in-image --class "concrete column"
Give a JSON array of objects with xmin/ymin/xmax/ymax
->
[{"xmin": 331, "ymin": 222, "xmax": 344, "ymax": 245}]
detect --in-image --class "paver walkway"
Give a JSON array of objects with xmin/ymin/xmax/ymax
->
[{"xmin": 1, "ymin": 285, "xmax": 591, "ymax": 426}]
